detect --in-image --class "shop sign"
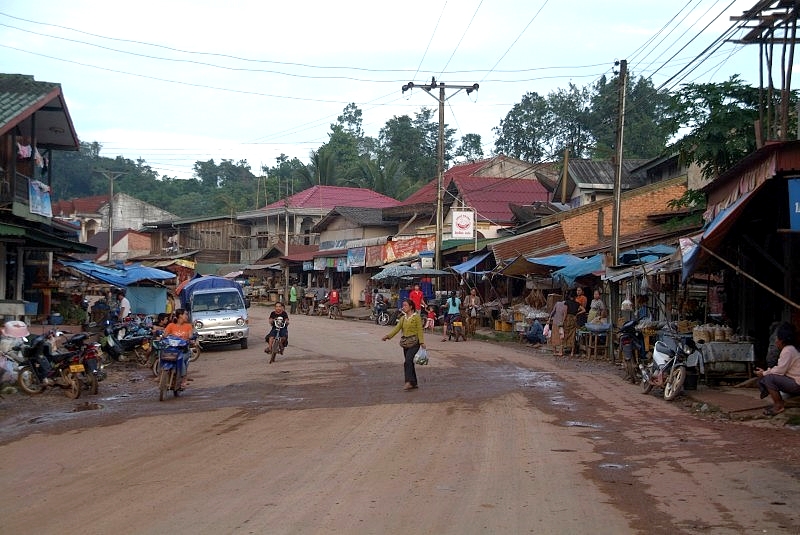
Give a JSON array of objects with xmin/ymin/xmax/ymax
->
[
  {"xmin": 302, "ymin": 261, "xmax": 313, "ymax": 271},
  {"xmin": 347, "ymin": 247, "xmax": 366, "ymax": 268},
  {"xmin": 789, "ymin": 179, "xmax": 800, "ymax": 231},
  {"xmin": 451, "ymin": 210, "xmax": 474, "ymax": 239}
]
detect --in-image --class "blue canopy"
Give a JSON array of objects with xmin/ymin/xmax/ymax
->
[
  {"xmin": 61, "ymin": 261, "xmax": 176, "ymax": 286},
  {"xmin": 449, "ymin": 252, "xmax": 492, "ymax": 274},
  {"xmin": 551, "ymin": 254, "xmax": 606, "ymax": 286},
  {"xmin": 618, "ymin": 245, "xmax": 675, "ymax": 265},
  {"xmin": 499, "ymin": 253, "xmax": 582, "ymax": 277}
]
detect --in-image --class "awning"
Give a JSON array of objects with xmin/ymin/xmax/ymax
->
[
  {"xmin": 551, "ymin": 254, "xmax": 605, "ymax": 286},
  {"xmin": 499, "ymin": 253, "xmax": 582, "ymax": 277},
  {"xmin": 0, "ymin": 222, "xmax": 95, "ymax": 253},
  {"xmin": 371, "ymin": 266, "xmax": 451, "ymax": 280},
  {"xmin": 681, "ymin": 185, "xmax": 760, "ymax": 281},
  {"xmin": 61, "ymin": 261, "xmax": 176, "ymax": 286},
  {"xmin": 605, "ymin": 250, "xmax": 682, "ymax": 282},
  {"xmin": 449, "ymin": 252, "xmax": 492, "ymax": 274},
  {"xmin": 347, "ymin": 236, "xmax": 390, "ymax": 248}
]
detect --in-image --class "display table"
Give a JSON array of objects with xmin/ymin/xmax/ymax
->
[{"xmin": 697, "ymin": 341, "xmax": 754, "ymax": 378}]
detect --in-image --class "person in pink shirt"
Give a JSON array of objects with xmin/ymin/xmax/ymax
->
[{"xmin": 756, "ymin": 322, "xmax": 800, "ymax": 416}]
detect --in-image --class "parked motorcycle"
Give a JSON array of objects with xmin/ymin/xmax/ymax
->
[
  {"xmin": 370, "ymin": 301, "xmax": 390, "ymax": 326},
  {"xmin": 618, "ymin": 319, "xmax": 646, "ymax": 383},
  {"xmin": 16, "ymin": 331, "xmax": 84, "ymax": 398},
  {"xmin": 640, "ymin": 334, "xmax": 701, "ymax": 401},
  {"xmin": 60, "ymin": 332, "xmax": 105, "ymax": 394},
  {"xmin": 154, "ymin": 335, "xmax": 189, "ymax": 401}
]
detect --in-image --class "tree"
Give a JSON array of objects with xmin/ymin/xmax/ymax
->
[
  {"xmin": 294, "ymin": 150, "xmax": 339, "ymax": 188},
  {"xmin": 379, "ymin": 107, "xmax": 456, "ymax": 182},
  {"xmin": 493, "ymin": 92, "xmax": 550, "ymax": 161},
  {"xmin": 547, "ymin": 83, "xmax": 593, "ymax": 158},
  {"xmin": 669, "ymin": 76, "xmax": 760, "ymax": 180},
  {"xmin": 454, "ymin": 134, "xmax": 484, "ymax": 163},
  {"xmin": 588, "ymin": 74, "xmax": 675, "ymax": 160}
]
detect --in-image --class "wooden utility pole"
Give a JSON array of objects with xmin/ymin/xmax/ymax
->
[
  {"xmin": 611, "ymin": 59, "xmax": 627, "ymax": 266},
  {"xmin": 95, "ymin": 170, "xmax": 125, "ymax": 263},
  {"xmin": 402, "ymin": 78, "xmax": 479, "ymax": 270}
]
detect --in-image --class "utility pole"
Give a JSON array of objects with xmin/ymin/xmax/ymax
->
[
  {"xmin": 95, "ymin": 170, "xmax": 125, "ymax": 263},
  {"xmin": 402, "ymin": 78, "xmax": 479, "ymax": 271},
  {"xmin": 611, "ymin": 59, "xmax": 627, "ymax": 266}
]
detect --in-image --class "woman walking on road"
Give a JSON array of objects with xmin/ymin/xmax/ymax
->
[{"xmin": 382, "ymin": 298, "xmax": 426, "ymax": 391}]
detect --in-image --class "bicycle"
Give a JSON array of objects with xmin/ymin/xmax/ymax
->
[
  {"xmin": 268, "ymin": 335, "xmax": 285, "ymax": 364},
  {"xmin": 328, "ymin": 303, "xmax": 342, "ymax": 320}
]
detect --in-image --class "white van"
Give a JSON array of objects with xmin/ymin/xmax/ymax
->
[{"xmin": 189, "ymin": 287, "xmax": 249, "ymax": 350}]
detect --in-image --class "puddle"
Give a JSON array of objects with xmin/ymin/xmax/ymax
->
[
  {"xmin": 598, "ymin": 463, "xmax": 628, "ymax": 470},
  {"xmin": 72, "ymin": 402, "xmax": 103, "ymax": 412},
  {"xmin": 564, "ymin": 420, "xmax": 602, "ymax": 429}
]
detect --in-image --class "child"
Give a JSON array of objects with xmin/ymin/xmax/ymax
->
[{"xmin": 424, "ymin": 305, "xmax": 436, "ymax": 332}]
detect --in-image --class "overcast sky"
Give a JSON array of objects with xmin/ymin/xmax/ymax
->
[{"xmin": 1, "ymin": 0, "xmax": 774, "ymax": 180}]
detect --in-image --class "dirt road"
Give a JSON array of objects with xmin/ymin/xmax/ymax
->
[{"xmin": 1, "ymin": 307, "xmax": 798, "ymax": 534}]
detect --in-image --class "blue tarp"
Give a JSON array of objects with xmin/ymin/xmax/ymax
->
[
  {"xmin": 551, "ymin": 254, "xmax": 606, "ymax": 286},
  {"xmin": 618, "ymin": 245, "xmax": 675, "ymax": 265},
  {"xmin": 449, "ymin": 252, "xmax": 492, "ymax": 274},
  {"xmin": 499, "ymin": 253, "xmax": 582, "ymax": 277},
  {"xmin": 61, "ymin": 261, "xmax": 176, "ymax": 286}
]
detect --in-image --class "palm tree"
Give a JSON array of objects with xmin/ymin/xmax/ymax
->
[{"xmin": 294, "ymin": 150, "xmax": 339, "ymax": 188}]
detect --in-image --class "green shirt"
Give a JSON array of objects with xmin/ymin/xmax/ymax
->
[
  {"xmin": 289, "ymin": 286, "xmax": 298, "ymax": 303},
  {"xmin": 386, "ymin": 312, "xmax": 425, "ymax": 344}
]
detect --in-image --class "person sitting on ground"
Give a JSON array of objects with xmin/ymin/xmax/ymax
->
[
  {"xmin": 755, "ymin": 322, "xmax": 800, "ymax": 417},
  {"xmin": 525, "ymin": 319, "xmax": 546, "ymax": 347}
]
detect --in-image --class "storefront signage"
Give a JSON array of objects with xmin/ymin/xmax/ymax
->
[
  {"xmin": 347, "ymin": 247, "xmax": 366, "ymax": 268},
  {"xmin": 451, "ymin": 210, "xmax": 474, "ymax": 239},
  {"xmin": 789, "ymin": 179, "xmax": 800, "ymax": 231}
]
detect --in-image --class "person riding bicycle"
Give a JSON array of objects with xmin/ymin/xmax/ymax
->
[
  {"xmin": 373, "ymin": 289, "xmax": 385, "ymax": 311},
  {"xmin": 265, "ymin": 301, "xmax": 290, "ymax": 362}
]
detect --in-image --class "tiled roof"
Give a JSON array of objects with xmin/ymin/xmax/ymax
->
[
  {"xmin": 264, "ymin": 185, "xmax": 400, "ymax": 210},
  {"xmin": 0, "ymin": 74, "xmax": 79, "ymax": 149},
  {"xmin": 400, "ymin": 165, "xmax": 550, "ymax": 225}
]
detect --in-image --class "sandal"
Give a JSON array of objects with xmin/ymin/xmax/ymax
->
[{"xmin": 763, "ymin": 407, "xmax": 785, "ymax": 417}]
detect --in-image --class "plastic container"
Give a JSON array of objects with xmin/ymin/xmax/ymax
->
[
  {"xmin": 49, "ymin": 313, "xmax": 63, "ymax": 325},
  {"xmin": 23, "ymin": 301, "xmax": 38, "ymax": 315}
]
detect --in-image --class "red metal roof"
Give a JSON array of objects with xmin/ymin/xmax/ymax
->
[
  {"xmin": 52, "ymin": 195, "xmax": 109, "ymax": 217},
  {"xmin": 264, "ymin": 185, "xmax": 399, "ymax": 210},
  {"xmin": 402, "ymin": 161, "xmax": 550, "ymax": 224}
]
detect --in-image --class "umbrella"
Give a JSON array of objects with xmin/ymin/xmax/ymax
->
[{"xmin": 371, "ymin": 266, "xmax": 451, "ymax": 280}]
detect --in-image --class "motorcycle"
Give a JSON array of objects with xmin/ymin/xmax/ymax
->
[
  {"xmin": 16, "ymin": 331, "xmax": 85, "ymax": 398},
  {"xmin": 60, "ymin": 332, "xmax": 105, "ymax": 394},
  {"xmin": 445, "ymin": 313, "xmax": 466, "ymax": 342},
  {"xmin": 370, "ymin": 301, "xmax": 390, "ymax": 326},
  {"xmin": 640, "ymin": 334, "xmax": 701, "ymax": 401},
  {"xmin": 154, "ymin": 335, "xmax": 189, "ymax": 401},
  {"xmin": 618, "ymin": 319, "xmax": 646, "ymax": 383}
]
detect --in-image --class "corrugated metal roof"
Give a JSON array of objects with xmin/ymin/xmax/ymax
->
[
  {"xmin": 0, "ymin": 74, "xmax": 79, "ymax": 150},
  {"xmin": 489, "ymin": 224, "xmax": 570, "ymax": 264},
  {"xmin": 264, "ymin": 185, "xmax": 400, "ymax": 210},
  {"xmin": 399, "ymin": 161, "xmax": 550, "ymax": 225}
]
